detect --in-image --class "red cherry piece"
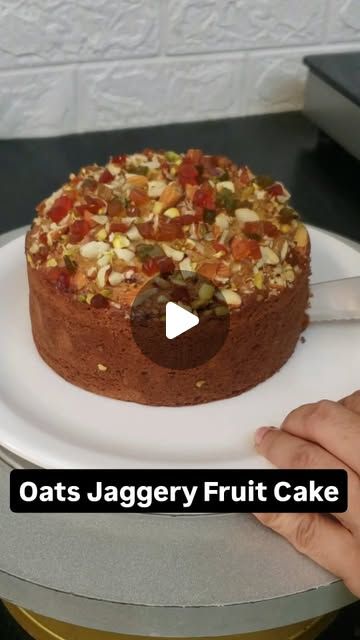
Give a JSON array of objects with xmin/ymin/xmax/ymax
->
[
  {"xmin": 99, "ymin": 169, "xmax": 114, "ymax": 184},
  {"xmin": 112, "ymin": 155, "xmax": 127, "ymax": 166},
  {"xmin": 48, "ymin": 195, "xmax": 73, "ymax": 223},
  {"xmin": 69, "ymin": 219, "xmax": 90, "ymax": 243},
  {"xmin": 267, "ymin": 183, "xmax": 285, "ymax": 197},
  {"xmin": 263, "ymin": 221, "xmax": 279, "ymax": 237},
  {"xmin": 83, "ymin": 196, "xmax": 104, "ymax": 214},
  {"xmin": 193, "ymin": 182, "xmax": 216, "ymax": 210},
  {"xmin": 177, "ymin": 162, "xmax": 199, "ymax": 186}
]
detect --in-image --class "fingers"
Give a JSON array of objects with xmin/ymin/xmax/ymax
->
[
  {"xmin": 280, "ymin": 400, "xmax": 360, "ymax": 477},
  {"xmin": 255, "ymin": 427, "xmax": 360, "ymax": 534},
  {"xmin": 340, "ymin": 390, "xmax": 360, "ymax": 416},
  {"xmin": 253, "ymin": 512, "xmax": 360, "ymax": 597}
]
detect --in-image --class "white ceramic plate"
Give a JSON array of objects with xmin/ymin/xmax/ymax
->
[{"xmin": 0, "ymin": 228, "xmax": 359, "ymax": 469}]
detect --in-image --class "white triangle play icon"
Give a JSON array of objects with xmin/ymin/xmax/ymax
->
[{"xmin": 165, "ymin": 302, "xmax": 199, "ymax": 340}]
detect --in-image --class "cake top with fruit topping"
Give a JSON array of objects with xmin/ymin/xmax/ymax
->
[{"xmin": 26, "ymin": 148, "xmax": 309, "ymax": 312}]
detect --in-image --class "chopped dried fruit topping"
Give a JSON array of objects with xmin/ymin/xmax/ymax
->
[
  {"xmin": 112, "ymin": 154, "xmax": 127, "ymax": 166},
  {"xmin": 177, "ymin": 161, "xmax": 199, "ymax": 186},
  {"xmin": 243, "ymin": 221, "xmax": 279, "ymax": 239},
  {"xmin": 136, "ymin": 243, "xmax": 165, "ymax": 262},
  {"xmin": 177, "ymin": 214, "xmax": 197, "ymax": 225},
  {"xmin": 99, "ymin": 169, "xmax": 114, "ymax": 184},
  {"xmin": 48, "ymin": 195, "xmax": 73, "ymax": 223},
  {"xmin": 193, "ymin": 182, "xmax": 216, "ymax": 210},
  {"xmin": 143, "ymin": 256, "xmax": 175, "ymax": 276},
  {"xmin": 28, "ymin": 148, "xmax": 306, "ymax": 307},
  {"xmin": 83, "ymin": 196, "xmax": 104, "ymax": 214},
  {"xmin": 109, "ymin": 222, "xmax": 129, "ymax": 233},
  {"xmin": 231, "ymin": 237, "xmax": 261, "ymax": 261},
  {"xmin": 107, "ymin": 197, "xmax": 124, "ymax": 217},
  {"xmin": 216, "ymin": 187, "xmax": 236, "ymax": 214},
  {"xmin": 267, "ymin": 183, "xmax": 285, "ymax": 198},
  {"xmin": 129, "ymin": 187, "xmax": 149, "ymax": 206},
  {"xmin": 69, "ymin": 219, "xmax": 90, "ymax": 243}
]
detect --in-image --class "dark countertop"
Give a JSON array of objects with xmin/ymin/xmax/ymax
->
[
  {"xmin": 1, "ymin": 111, "xmax": 360, "ymax": 241},
  {"xmin": 305, "ymin": 52, "xmax": 360, "ymax": 107}
]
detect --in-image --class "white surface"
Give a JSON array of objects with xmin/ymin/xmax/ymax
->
[
  {"xmin": 0, "ymin": 227, "xmax": 359, "ymax": 469},
  {"xmin": 166, "ymin": 301, "xmax": 199, "ymax": 340},
  {"xmin": 2, "ymin": 2, "xmax": 360, "ymax": 137}
]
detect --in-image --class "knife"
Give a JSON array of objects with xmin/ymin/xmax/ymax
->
[{"xmin": 310, "ymin": 276, "xmax": 360, "ymax": 322}]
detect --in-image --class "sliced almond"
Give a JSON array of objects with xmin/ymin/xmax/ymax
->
[
  {"xmin": 235, "ymin": 208, "xmax": 259, "ymax": 223},
  {"xmin": 109, "ymin": 271, "xmax": 125, "ymax": 286},
  {"xmin": 148, "ymin": 180, "xmax": 166, "ymax": 198},
  {"xmin": 261, "ymin": 246, "xmax": 280, "ymax": 265},
  {"xmin": 162, "ymin": 244, "xmax": 184, "ymax": 262},
  {"xmin": 215, "ymin": 212, "xmax": 229, "ymax": 231},
  {"xmin": 280, "ymin": 239, "xmax": 289, "ymax": 261},
  {"xmin": 92, "ymin": 214, "xmax": 108, "ymax": 225},
  {"xmin": 97, "ymin": 253, "xmax": 112, "ymax": 267},
  {"xmin": 216, "ymin": 181, "xmax": 235, "ymax": 192},
  {"xmin": 96, "ymin": 264, "xmax": 110, "ymax": 289},
  {"xmin": 220, "ymin": 289, "xmax": 242, "ymax": 306},
  {"xmin": 179, "ymin": 257, "xmax": 194, "ymax": 275},
  {"xmin": 114, "ymin": 248, "xmax": 135, "ymax": 263},
  {"xmin": 80, "ymin": 241, "xmax": 110, "ymax": 259},
  {"xmin": 126, "ymin": 225, "xmax": 142, "ymax": 241}
]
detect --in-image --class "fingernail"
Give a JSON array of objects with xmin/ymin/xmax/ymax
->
[{"xmin": 255, "ymin": 427, "xmax": 273, "ymax": 447}]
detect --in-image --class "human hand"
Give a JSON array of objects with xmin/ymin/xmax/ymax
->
[{"xmin": 253, "ymin": 391, "xmax": 360, "ymax": 597}]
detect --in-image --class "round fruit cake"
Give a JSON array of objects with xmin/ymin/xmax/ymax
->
[{"xmin": 26, "ymin": 149, "xmax": 310, "ymax": 406}]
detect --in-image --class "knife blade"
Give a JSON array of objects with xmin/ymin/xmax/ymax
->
[{"xmin": 310, "ymin": 276, "xmax": 360, "ymax": 322}]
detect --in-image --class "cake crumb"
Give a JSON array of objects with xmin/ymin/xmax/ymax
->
[
  {"xmin": 300, "ymin": 336, "xmax": 306, "ymax": 344},
  {"xmin": 195, "ymin": 380, "xmax": 206, "ymax": 388},
  {"xmin": 97, "ymin": 363, "xmax": 108, "ymax": 372}
]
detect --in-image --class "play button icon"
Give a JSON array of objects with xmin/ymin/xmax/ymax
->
[
  {"xmin": 166, "ymin": 302, "xmax": 199, "ymax": 340},
  {"xmin": 130, "ymin": 269, "xmax": 230, "ymax": 370}
]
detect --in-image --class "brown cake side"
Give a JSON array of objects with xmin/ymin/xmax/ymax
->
[
  {"xmin": 26, "ymin": 148, "xmax": 311, "ymax": 406},
  {"xmin": 27, "ymin": 254, "xmax": 309, "ymax": 407}
]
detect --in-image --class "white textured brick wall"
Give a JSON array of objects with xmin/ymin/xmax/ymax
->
[{"xmin": 0, "ymin": 0, "xmax": 359, "ymax": 138}]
